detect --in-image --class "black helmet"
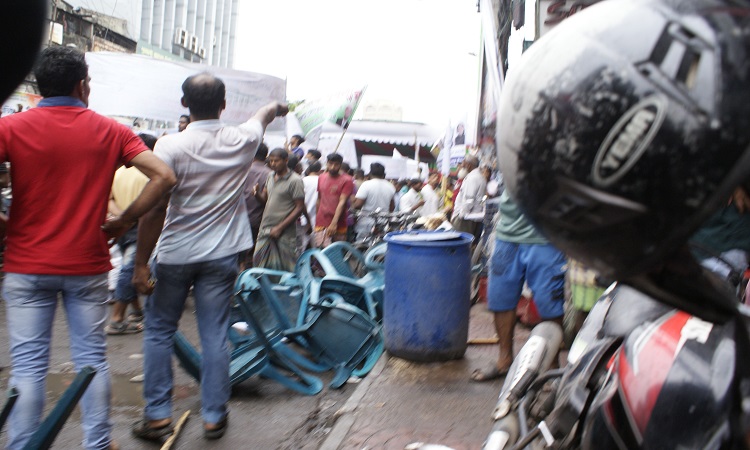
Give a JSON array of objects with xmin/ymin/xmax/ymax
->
[
  {"xmin": 498, "ymin": 0, "xmax": 750, "ymax": 283},
  {"xmin": 0, "ymin": 1, "xmax": 46, "ymax": 103}
]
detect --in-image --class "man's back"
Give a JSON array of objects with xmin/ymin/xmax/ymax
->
[
  {"xmin": 0, "ymin": 106, "xmax": 145, "ymax": 274},
  {"xmin": 357, "ymin": 178, "xmax": 395, "ymax": 212},
  {"xmin": 303, "ymin": 174, "xmax": 319, "ymax": 227},
  {"xmin": 400, "ymin": 188, "xmax": 422, "ymax": 213},
  {"xmin": 420, "ymin": 184, "xmax": 440, "ymax": 216},
  {"xmin": 155, "ymin": 119, "xmax": 262, "ymax": 264},
  {"xmin": 454, "ymin": 168, "xmax": 487, "ymax": 217}
]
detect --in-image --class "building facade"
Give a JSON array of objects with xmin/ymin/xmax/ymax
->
[{"xmin": 139, "ymin": 0, "xmax": 239, "ymax": 68}]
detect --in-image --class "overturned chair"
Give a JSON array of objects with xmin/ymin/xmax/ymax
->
[
  {"xmin": 173, "ymin": 264, "xmax": 384, "ymax": 393},
  {"xmin": 172, "ymin": 274, "xmax": 324, "ymax": 396},
  {"xmin": 237, "ymin": 271, "xmax": 384, "ymax": 389}
]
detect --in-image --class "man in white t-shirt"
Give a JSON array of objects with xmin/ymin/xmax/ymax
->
[
  {"xmin": 452, "ymin": 155, "xmax": 487, "ymax": 241},
  {"xmin": 352, "ymin": 163, "xmax": 395, "ymax": 240},
  {"xmin": 297, "ymin": 161, "xmax": 321, "ymax": 254},
  {"xmin": 399, "ymin": 179, "xmax": 425, "ymax": 215},
  {"xmin": 132, "ymin": 72, "xmax": 288, "ymax": 442},
  {"xmin": 419, "ymin": 172, "xmax": 441, "ymax": 217}
]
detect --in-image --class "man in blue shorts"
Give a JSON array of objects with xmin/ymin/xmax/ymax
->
[{"xmin": 472, "ymin": 190, "xmax": 566, "ymax": 381}]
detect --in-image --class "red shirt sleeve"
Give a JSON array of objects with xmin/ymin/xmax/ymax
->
[{"xmin": 119, "ymin": 125, "xmax": 149, "ymax": 166}]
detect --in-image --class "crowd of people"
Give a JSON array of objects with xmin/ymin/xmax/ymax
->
[
  {"xmin": 0, "ymin": 44, "xmax": 495, "ymax": 450},
  {"xmin": 0, "ymin": 21, "xmax": 749, "ymax": 450}
]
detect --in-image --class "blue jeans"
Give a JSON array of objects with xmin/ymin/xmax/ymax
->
[
  {"xmin": 2, "ymin": 273, "xmax": 112, "ymax": 450},
  {"xmin": 143, "ymin": 254, "xmax": 237, "ymax": 424},
  {"xmin": 113, "ymin": 243, "xmax": 137, "ymax": 302}
]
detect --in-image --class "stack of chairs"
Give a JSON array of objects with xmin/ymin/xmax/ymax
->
[{"xmin": 173, "ymin": 241, "xmax": 387, "ymax": 394}]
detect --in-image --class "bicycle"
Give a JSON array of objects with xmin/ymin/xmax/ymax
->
[{"xmin": 351, "ymin": 209, "xmax": 419, "ymax": 254}]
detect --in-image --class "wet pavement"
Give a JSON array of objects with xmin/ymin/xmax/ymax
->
[
  {"xmin": 0, "ymin": 295, "xmax": 536, "ymax": 449},
  {"xmin": 0, "ymin": 295, "xmax": 355, "ymax": 450},
  {"xmin": 320, "ymin": 303, "xmax": 529, "ymax": 450}
]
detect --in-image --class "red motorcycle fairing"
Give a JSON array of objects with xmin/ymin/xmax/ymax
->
[{"xmin": 583, "ymin": 310, "xmax": 736, "ymax": 449}]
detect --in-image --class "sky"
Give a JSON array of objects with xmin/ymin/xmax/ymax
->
[{"xmin": 233, "ymin": 0, "xmax": 482, "ymax": 131}]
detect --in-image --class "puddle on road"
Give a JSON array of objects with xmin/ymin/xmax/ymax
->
[{"xmin": 46, "ymin": 373, "xmax": 198, "ymax": 410}]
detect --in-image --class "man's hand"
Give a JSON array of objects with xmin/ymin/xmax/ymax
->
[
  {"xmin": 326, "ymin": 223, "xmax": 337, "ymax": 237},
  {"xmin": 731, "ymin": 186, "xmax": 750, "ymax": 213},
  {"xmin": 101, "ymin": 216, "xmax": 136, "ymax": 242},
  {"xmin": 269, "ymin": 225, "xmax": 282, "ymax": 240},
  {"xmin": 133, "ymin": 263, "xmax": 155, "ymax": 295},
  {"xmin": 276, "ymin": 103, "xmax": 290, "ymax": 117}
]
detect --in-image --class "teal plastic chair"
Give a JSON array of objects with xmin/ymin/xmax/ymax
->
[
  {"xmin": 173, "ymin": 329, "xmax": 270, "ymax": 387},
  {"xmin": 0, "ymin": 387, "xmax": 18, "ymax": 433},
  {"xmin": 284, "ymin": 295, "xmax": 384, "ymax": 387},
  {"xmin": 173, "ymin": 296, "xmax": 323, "ymax": 396},
  {"xmin": 22, "ymin": 367, "xmax": 95, "ymax": 450},
  {"xmin": 232, "ymin": 275, "xmax": 324, "ymax": 395},
  {"xmin": 293, "ymin": 248, "xmax": 377, "ymax": 323},
  {"xmin": 302, "ymin": 243, "xmax": 386, "ymax": 322},
  {"xmin": 320, "ymin": 241, "xmax": 367, "ymax": 279},
  {"xmin": 238, "ymin": 271, "xmax": 384, "ymax": 388}
]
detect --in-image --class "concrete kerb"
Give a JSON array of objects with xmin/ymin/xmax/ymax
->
[{"xmin": 318, "ymin": 353, "xmax": 390, "ymax": 450}]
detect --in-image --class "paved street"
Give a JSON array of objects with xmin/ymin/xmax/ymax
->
[
  {"xmin": 0, "ymin": 290, "xmax": 537, "ymax": 450},
  {"xmin": 0, "ymin": 294, "xmax": 356, "ymax": 450}
]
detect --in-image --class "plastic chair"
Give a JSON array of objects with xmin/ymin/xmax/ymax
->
[
  {"xmin": 320, "ymin": 241, "xmax": 367, "ymax": 279},
  {"xmin": 22, "ymin": 367, "xmax": 96, "ymax": 450},
  {"xmin": 293, "ymin": 248, "xmax": 373, "ymax": 320},
  {"xmin": 360, "ymin": 242, "xmax": 387, "ymax": 319},
  {"xmin": 233, "ymin": 274, "xmax": 324, "ymax": 395},
  {"xmin": 173, "ymin": 329, "xmax": 270, "ymax": 387},
  {"xmin": 284, "ymin": 295, "xmax": 384, "ymax": 388},
  {"xmin": 172, "ymin": 272, "xmax": 323, "ymax": 395},
  {"xmin": 0, "ymin": 387, "xmax": 19, "ymax": 433},
  {"xmin": 239, "ymin": 272, "xmax": 384, "ymax": 389},
  {"xmin": 363, "ymin": 241, "xmax": 387, "ymax": 272}
]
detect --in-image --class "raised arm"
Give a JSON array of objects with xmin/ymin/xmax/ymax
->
[{"xmin": 252, "ymin": 101, "xmax": 289, "ymax": 130}]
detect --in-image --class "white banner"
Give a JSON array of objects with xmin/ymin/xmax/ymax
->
[{"xmin": 85, "ymin": 52, "xmax": 286, "ymax": 125}]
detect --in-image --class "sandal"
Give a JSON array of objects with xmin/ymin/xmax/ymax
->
[
  {"xmin": 105, "ymin": 321, "xmax": 143, "ymax": 335},
  {"xmin": 127, "ymin": 311, "xmax": 144, "ymax": 323},
  {"xmin": 131, "ymin": 419, "xmax": 174, "ymax": 442},
  {"xmin": 470, "ymin": 365, "xmax": 509, "ymax": 382},
  {"xmin": 204, "ymin": 415, "xmax": 228, "ymax": 440}
]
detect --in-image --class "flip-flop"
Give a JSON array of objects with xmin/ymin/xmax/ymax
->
[
  {"xmin": 106, "ymin": 321, "xmax": 143, "ymax": 335},
  {"xmin": 127, "ymin": 311, "xmax": 144, "ymax": 323},
  {"xmin": 470, "ymin": 366, "xmax": 508, "ymax": 382},
  {"xmin": 204, "ymin": 415, "xmax": 228, "ymax": 440},
  {"xmin": 131, "ymin": 419, "xmax": 174, "ymax": 441}
]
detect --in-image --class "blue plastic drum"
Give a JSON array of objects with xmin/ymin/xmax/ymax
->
[{"xmin": 383, "ymin": 230, "xmax": 474, "ymax": 361}]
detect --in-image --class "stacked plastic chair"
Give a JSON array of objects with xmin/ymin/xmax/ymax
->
[
  {"xmin": 238, "ymin": 272, "xmax": 383, "ymax": 389},
  {"xmin": 172, "ymin": 241, "xmax": 387, "ymax": 394},
  {"xmin": 173, "ymin": 275, "xmax": 323, "ymax": 395}
]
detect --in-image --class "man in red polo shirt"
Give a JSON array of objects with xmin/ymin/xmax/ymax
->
[
  {"xmin": 314, "ymin": 153, "xmax": 354, "ymax": 247},
  {"xmin": 0, "ymin": 46, "xmax": 175, "ymax": 450}
]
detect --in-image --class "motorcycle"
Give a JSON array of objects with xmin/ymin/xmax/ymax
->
[{"xmin": 483, "ymin": 280, "xmax": 750, "ymax": 450}]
